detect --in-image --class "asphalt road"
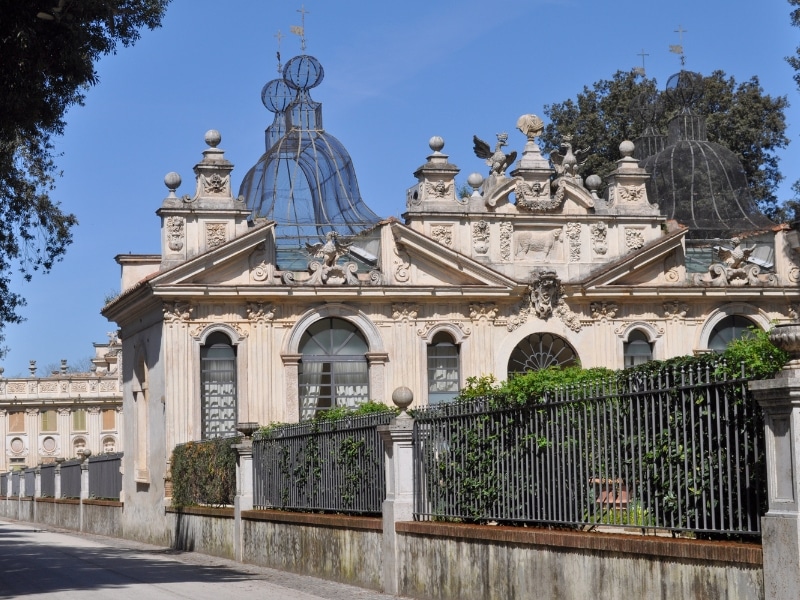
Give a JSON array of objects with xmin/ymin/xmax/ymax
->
[{"xmin": 0, "ymin": 519, "xmax": 405, "ymax": 599}]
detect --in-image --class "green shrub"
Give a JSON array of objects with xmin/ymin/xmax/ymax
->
[{"xmin": 170, "ymin": 436, "xmax": 240, "ymax": 508}]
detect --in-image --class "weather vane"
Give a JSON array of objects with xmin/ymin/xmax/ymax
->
[
  {"xmin": 274, "ymin": 30, "xmax": 285, "ymax": 73},
  {"xmin": 290, "ymin": 5, "xmax": 310, "ymax": 53},
  {"xmin": 634, "ymin": 48, "xmax": 649, "ymax": 76},
  {"xmin": 669, "ymin": 25, "xmax": 687, "ymax": 68}
]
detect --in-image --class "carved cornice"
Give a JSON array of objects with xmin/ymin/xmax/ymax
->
[
  {"xmin": 247, "ymin": 302, "xmax": 276, "ymax": 323},
  {"xmin": 392, "ymin": 303, "xmax": 419, "ymax": 323},
  {"xmin": 163, "ymin": 301, "xmax": 193, "ymax": 324},
  {"xmin": 469, "ymin": 303, "xmax": 498, "ymax": 323}
]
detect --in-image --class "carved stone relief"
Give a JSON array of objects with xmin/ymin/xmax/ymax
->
[
  {"xmin": 40, "ymin": 382, "xmax": 57, "ymax": 393},
  {"xmin": 393, "ymin": 243, "xmax": 410, "ymax": 283},
  {"xmin": 202, "ymin": 173, "xmax": 228, "ymax": 195},
  {"xmin": 625, "ymin": 229, "xmax": 645, "ymax": 251},
  {"xmin": 590, "ymin": 302, "xmax": 618, "ymax": 320},
  {"xmin": 663, "ymin": 301, "xmax": 689, "ymax": 320},
  {"xmin": 426, "ymin": 180, "xmax": 452, "ymax": 200},
  {"xmin": 693, "ymin": 238, "xmax": 777, "ymax": 287},
  {"xmin": 431, "ymin": 225, "xmax": 453, "ymax": 248},
  {"xmin": 163, "ymin": 301, "xmax": 194, "ymax": 323},
  {"xmin": 7, "ymin": 382, "xmax": 26, "ymax": 394},
  {"xmin": 392, "ymin": 303, "xmax": 419, "ymax": 323},
  {"xmin": 251, "ymin": 261, "xmax": 277, "ymax": 283},
  {"xmin": 515, "ymin": 229, "xmax": 561, "ymax": 259},
  {"xmin": 469, "ymin": 303, "xmax": 498, "ymax": 323},
  {"xmin": 206, "ymin": 223, "xmax": 227, "ymax": 249},
  {"xmin": 499, "ymin": 222, "xmax": 513, "ymax": 261},
  {"xmin": 417, "ymin": 321, "xmax": 471, "ymax": 338},
  {"xmin": 514, "ymin": 180, "xmax": 563, "ymax": 211},
  {"xmin": 507, "ymin": 271, "xmax": 582, "ymax": 332},
  {"xmin": 99, "ymin": 380, "xmax": 117, "ymax": 392},
  {"xmin": 565, "ymin": 222, "xmax": 581, "ymax": 262},
  {"xmin": 71, "ymin": 382, "xmax": 88, "ymax": 393},
  {"xmin": 590, "ymin": 222, "xmax": 608, "ymax": 255},
  {"xmin": 247, "ymin": 302, "xmax": 276, "ymax": 323},
  {"xmin": 617, "ymin": 184, "xmax": 646, "ymax": 202},
  {"xmin": 166, "ymin": 216, "xmax": 185, "ymax": 252},
  {"xmin": 473, "ymin": 221, "xmax": 490, "ymax": 255}
]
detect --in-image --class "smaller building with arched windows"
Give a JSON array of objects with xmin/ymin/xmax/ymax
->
[{"xmin": 101, "ymin": 55, "xmax": 800, "ymax": 544}]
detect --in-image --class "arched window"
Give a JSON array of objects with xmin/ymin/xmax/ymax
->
[
  {"xmin": 708, "ymin": 315, "xmax": 757, "ymax": 353},
  {"xmin": 508, "ymin": 332, "xmax": 578, "ymax": 375},
  {"xmin": 427, "ymin": 331, "xmax": 460, "ymax": 405},
  {"xmin": 624, "ymin": 330, "xmax": 653, "ymax": 367},
  {"xmin": 200, "ymin": 331, "xmax": 238, "ymax": 439},
  {"xmin": 299, "ymin": 318, "xmax": 369, "ymax": 419}
]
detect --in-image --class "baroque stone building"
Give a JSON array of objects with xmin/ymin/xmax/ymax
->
[
  {"xmin": 101, "ymin": 56, "xmax": 800, "ymax": 543},
  {"xmin": 0, "ymin": 337, "xmax": 122, "ymax": 470}
]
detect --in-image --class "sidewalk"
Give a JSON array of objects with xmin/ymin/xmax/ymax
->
[{"xmin": 0, "ymin": 518, "xmax": 408, "ymax": 599}]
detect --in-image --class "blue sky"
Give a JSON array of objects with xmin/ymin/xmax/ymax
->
[{"xmin": 3, "ymin": 0, "xmax": 799, "ymax": 375}]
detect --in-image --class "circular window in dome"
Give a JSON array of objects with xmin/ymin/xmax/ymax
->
[
  {"xmin": 10, "ymin": 437, "xmax": 24, "ymax": 454},
  {"xmin": 42, "ymin": 436, "xmax": 57, "ymax": 454},
  {"xmin": 508, "ymin": 332, "xmax": 579, "ymax": 374}
]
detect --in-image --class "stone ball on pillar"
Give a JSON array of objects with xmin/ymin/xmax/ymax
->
[{"xmin": 391, "ymin": 386, "xmax": 414, "ymax": 412}]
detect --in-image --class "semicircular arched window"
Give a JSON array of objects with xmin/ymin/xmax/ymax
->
[
  {"xmin": 507, "ymin": 332, "xmax": 579, "ymax": 375},
  {"xmin": 299, "ymin": 317, "xmax": 369, "ymax": 419},
  {"xmin": 200, "ymin": 331, "xmax": 237, "ymax": 439},
  {"xmin": 708, "ymin": 315, "xmax": 758, "ymax": 353}
]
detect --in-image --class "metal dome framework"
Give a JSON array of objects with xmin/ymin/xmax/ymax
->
[{"xmin": 239, "ymin": 55, "xmax": 381, "ymax": 266}]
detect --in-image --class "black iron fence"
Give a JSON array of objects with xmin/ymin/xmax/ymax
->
[
  {"xmin": 60, "ymin": 459, "xmax": 82, "ymax": 499},
  {"xmin": 253, "ymin": 412, "xmax": 393, "ymax": 514},
  {"xmin": 0, "ymin": 472, "xmax": 7, "ymax": 496},
  {"xmin": 11, "ymin": 471, "xmax": 20, "ymax": 497},
  {"xmin": 413, "ymin": 365, "xmax": 765, "ymax": 537},
  {"xmin": 88, "ymin": 453, "xmax": 123, "ymax": 500},
  {"xmin": 23, "ymin": 468, "xmax": 35, "ymax": 497},
  {"xmin": 40, "ymin": 463, "xmax": 56, "ymax": 497}
]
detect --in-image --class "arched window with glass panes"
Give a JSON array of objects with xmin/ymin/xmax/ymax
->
[
  {"xmin": 508, "ymin": 332, "xmax": 578, "ymax": 375},
  {"xmin": 200, "ymin": 331, "xmax": 237, "ymax": 439},
  {"xmin": 707, "ymin": 315, "xmax": 758, "ymax": 353},
  {"xmin": 427, "ymin": 331, "xmax": 460, "ymax": 404},
  {"xmin": 623, "ymin": 329, "xmax": 653, "ymax": 367},
  {"xmin": 298, "ymin": 318, "xmax": 369, "ymax": 419}
]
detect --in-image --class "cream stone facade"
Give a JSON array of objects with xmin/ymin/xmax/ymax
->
[
  {"xmin": 0, "ymin": 338, "xmax": 122, "ymax": 470},
  {"xmin": 100, "ymin": 55, "xmax": 800, "ymax": 543}
]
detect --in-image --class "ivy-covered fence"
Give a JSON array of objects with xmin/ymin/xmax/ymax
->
[
  {"xmin": 170, "ymin": 436, "xmax": 240, "ymax": 507},
  {"xmin": 253, "ymin": 411, "xmax": 394, "ymax": 514},
  {"xmin": 413, "ymin": 361, "xmax": 766, "ymax": 537}
]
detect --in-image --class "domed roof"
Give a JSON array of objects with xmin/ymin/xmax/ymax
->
[
  {"xmin": 239, "ymin": 55, "xmax": 381, "ymax": 256},
  {"xmin": 641, "ymin": 72, "xmax": 774, "ymax": 239}
]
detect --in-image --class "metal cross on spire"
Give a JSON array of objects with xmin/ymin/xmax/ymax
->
[
  {"xmin": 634, "ymin": 48, "xmax": 649, "ymax": 76},
  {"xmin": 669, "ymin": 24, "xmax": 688, "ymax": 68},
  {"xmin": 290, "ymin": 5, "xmax": 310, "ymax": 52},
  {"xmin": 274, "ymin": 30, "xmax": 285, "ymax": 73}
]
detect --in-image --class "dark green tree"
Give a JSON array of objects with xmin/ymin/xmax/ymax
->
[
  {"xmin": 785, "ymin": 0, "xmax": 800, "ymax": 221},
  {"xmin": 0, "ymin": 0, "xmax": 170, "ymax": 349},
  {"xmin": 541, "ymin": 70, "xmax": 789, "ymax": 220}
]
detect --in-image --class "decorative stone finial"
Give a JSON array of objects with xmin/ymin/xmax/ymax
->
[
  {"xmin": 467, "ymin": 172, "xmax": 484, "ymax": 196},
  {"xmin": 516, "ymin": 114, "xmax": 544, "ymax": 141},
  {"xmin": 392, "ymin": 386, "xmax": 414, "ymax": 413},
  {"xmin": 29, "ymin": 360, "xmax": 36, "ymax": 376},
  {"xmin": 619, "ymin": 140, "xmax": 635, "ymax": 158},
  {"xmin": 205, "ymin": 129, "xmax": 222, "ymax": 148},
  {"xmin": 769, "ymin": 324, "xmax": 800, "ymax": 372},
  {"xmin": 164, "ymin": 172, "xmax": 181, "ymax": 197},
  {"xmin": 429, "ymin": 136, "xmax": 445, "ymax": 154},
  {"xmin": 585, "ymin": 174, "xmax": 602, "ymax": 199}
]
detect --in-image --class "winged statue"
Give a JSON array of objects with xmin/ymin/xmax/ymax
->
[
  {"xmin": 473, "ymin": 133, "xmax": 517, "ymax": 176},
  {"xmin": 306, "ymin": 231, "xmax": 351, "ymax": 267},
  {"xmin": 550, "ymin": 135, "xmax": 590, "ymax": 178},
  {"xmin": 717, "ymin": 237, "xmax": 755, "ymax": 269}
]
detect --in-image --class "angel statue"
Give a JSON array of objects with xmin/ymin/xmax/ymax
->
[{"xmin": 473, "ymin": 132, "xmax": 517, "ymax": 177}]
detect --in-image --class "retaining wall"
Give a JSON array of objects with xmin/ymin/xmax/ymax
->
[{"xmin": 167, "ymin": 506, "xmax": 235, "ymax": 559}]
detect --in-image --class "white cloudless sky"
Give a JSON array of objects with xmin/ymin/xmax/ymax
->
[{"xmin": 3, "ymin": 0, "xmax": 799, "ymax": 375}]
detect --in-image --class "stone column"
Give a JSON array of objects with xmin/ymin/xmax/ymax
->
[
  {"xmin": 233, "ymin": 423, "xmax": 257, "ymax": 562},
  {"xmin": 54, "ymin": 462, "xmax": 62, "ymax": 499},
  {"xmin": 79, "ymin": 451, "xmax": 91, "ymax": 532},
  {"xmin": 750, "ymin": 324, "xmax": 800, "ymax": 600},
  {"xmin": 377, "ymin": 387, "xmax": 415, "ymax": 595}
]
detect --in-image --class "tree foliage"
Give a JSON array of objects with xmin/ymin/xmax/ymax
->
[
  {"xmin": 0, "ymin": 0, "xmax": 170, "ymax": 329},
  {"xmin": 541, "ymin": 70, "xmax": 789, "ymax": 220}
]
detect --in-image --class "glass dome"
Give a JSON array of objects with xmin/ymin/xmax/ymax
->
[{"xmin": 239, "ymin": 55, "xmax": 381, "ymax": 265}]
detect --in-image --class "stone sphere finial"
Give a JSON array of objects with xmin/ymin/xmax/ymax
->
[
  {"xmin": 619, "ymin": 140, "xmax": 635, "ymax": 158},
  {"xmin": 429, "ymin": 136, "xmax": 445, "ymax": 153},
  {"xmin": 467, "ymin": 172, "xmax": 484, "ymax": 191},
  {"xmin": 391, "ymin": 386, "xmax": 414, "ymax": 412},
  {"xmin": 164, "ymin": 172, "xmax": 182, "ymax": 195},
  {"xmin": 585, "ymin": 174, "xmax": 602, "ymax": 192},
  {"xmin": 204, "ymin": 129, "xmax": 222, "ymax": 148}
]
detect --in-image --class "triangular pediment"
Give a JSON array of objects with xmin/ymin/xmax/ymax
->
[
  {"xmin": 580, "ymin": 226, "xmax": 687, "ymax": 288},
  {"xmin": 150, "ymin": 221, "xmax": 276, "ymax": 288},
  {"xmin": 387, "ymin": 221, "xmax": 521, "ymax": 291}
]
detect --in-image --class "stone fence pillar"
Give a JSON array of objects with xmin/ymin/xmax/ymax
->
[
  {"xmin": 34, "ymin": 466, "xmax": 41, "ymax": 498},
  {"xmin": 750, "ymin": 324, "xmax": 800, "ymax": 600},
  {"xmin": 80, "ymin": 450, "xmax": 91, "ymax": 500},
  {"xmin": 378, "ymin": 387, "xmax": 415, "ymax": 596},
  {"xmin": 233, "ymin": 423, "xmax": 257, "ymax": 562},
  {"xmin": 54, "ymin": 462, "xmax": 62, "ymax": 499}
]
